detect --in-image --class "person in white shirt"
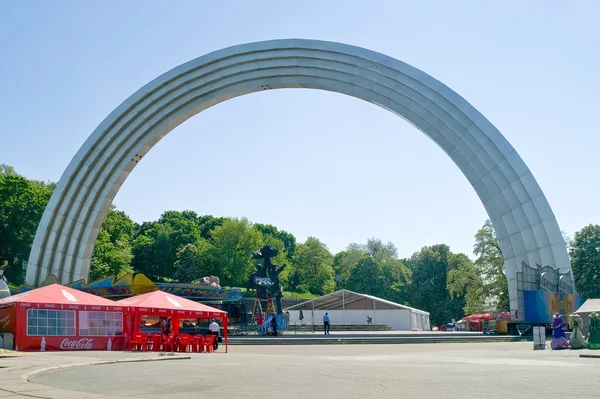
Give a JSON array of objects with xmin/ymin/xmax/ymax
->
[{"xmin": 208, "ymin": 320, "xmax": 220, "ymax": 350}]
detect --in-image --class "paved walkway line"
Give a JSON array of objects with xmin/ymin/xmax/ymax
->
[
  {"xmin": 0, "ymin": 355, "xmax": 191, "ymax": 399},
  {"xmin": 22, "ymin": 355, "xmax": 191, "ymax": 381}
]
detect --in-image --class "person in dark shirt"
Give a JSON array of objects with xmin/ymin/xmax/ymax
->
[{"xmin": 271, "ymin": 315, "xmax": 278, "ymax": 336}]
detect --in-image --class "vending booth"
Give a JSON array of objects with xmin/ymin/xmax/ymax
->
[
  {"xmin": 117, "ymin": 290, "xmax": 229, "ymax": 352},
  {"xmin": 0, "ymin": 284, "xmax": 129, "ymax": 351}
]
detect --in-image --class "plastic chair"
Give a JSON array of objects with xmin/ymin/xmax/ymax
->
[
  {"xmin": 131, "ymin": 332, "xmax": 148, "ymax": 352},
  {"xmin": 163, "ymin": 333, "xmax": 175, "ymax": 352},
  {"xmin": 204, "ymin": 335, "xmax": 216, "ymax": 353},
  {"xmin": 177, "ymin": 334, "xmax": 192, "ymax": 352},
  {"xmin": 191, "ymin": 335, "xmax": 205, "ymax": 353},
  {"xmin": 151, "ymin": 334, "xmax": 163, "ymax": 352}
]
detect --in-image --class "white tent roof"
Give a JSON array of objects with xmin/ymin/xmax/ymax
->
[
  {"xmin": 284, "ymin": 289, "xmax": 429, "ymax": 315},
  {"xmin": 576, "ymin": 299, "xmax": 600, "ymax": 313}
]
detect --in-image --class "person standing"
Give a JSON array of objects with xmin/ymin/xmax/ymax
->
[
  {"xmin": 208, "ymin": 319, "xmax": 220, "ymax": 350},
  {"xmin": 271, "ymin": 315, "xmax": 278, "ymax": 337},
  {"xmin": 162, "ymin": 317, "xmax": 172, "ymax": 335},
  {"xmin": 323, "ymin": 313, "xmax": 331, "ymax": 335}
]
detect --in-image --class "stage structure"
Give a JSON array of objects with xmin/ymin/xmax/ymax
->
[{"xmin": 25, "ymin": 39, "xmax": 575, "ymax": 321}]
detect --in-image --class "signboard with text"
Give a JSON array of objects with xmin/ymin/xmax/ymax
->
[{"xmin": 523, "ymin": 290, "xmax": 585, "ymax": 323}]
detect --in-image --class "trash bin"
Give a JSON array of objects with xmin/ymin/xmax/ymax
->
[{"xmin": 497, "ymin": 320, "xmax": 508, "ymax": 334}]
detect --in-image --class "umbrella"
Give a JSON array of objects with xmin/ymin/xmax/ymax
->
[
  {"xmin": 481, "ymin": 312, "xmax": 495, "ymax": 320},
  {"xmin": 496, "ymin": 312, "xmax": 511, "ymax": 320}
]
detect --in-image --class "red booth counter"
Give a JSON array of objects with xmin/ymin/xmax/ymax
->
[
  {"xmin": 0, "ymin": 284, "xmax": 129, "ymax": 352},
  {"xmin": 117, "ymin": 290, "xmax": 229, "ymax": 352}
]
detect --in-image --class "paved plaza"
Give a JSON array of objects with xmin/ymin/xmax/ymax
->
[{"xmin": 0, "ymin": 343, "xmax": 595, "ymax": 398}]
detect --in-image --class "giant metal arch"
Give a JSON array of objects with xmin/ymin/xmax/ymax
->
[{"xmin": 26, "ymin": 39, "xmax": 572, "ymax": 319}]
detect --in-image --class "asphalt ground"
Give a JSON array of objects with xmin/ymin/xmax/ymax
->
[{"xmin": 31, "ymin": 342, "xmax": 600, "ymax": 399}]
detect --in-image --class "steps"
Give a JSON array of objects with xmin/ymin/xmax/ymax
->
[
  {"xmin": 227, "ymin": 335, "xmax": 526, "ymax": 346},
  {"xmin": 288, "ymin": 324, "xmax": 394, "ymax": 332}
]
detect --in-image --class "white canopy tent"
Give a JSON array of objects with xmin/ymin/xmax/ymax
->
[
  {"xmin": 284, "ymin": 289, "xmax": 430, "ymax": 331},
  {"xmin": 576, "ymin": 299, "xmax": 600, "ymax": 336}
]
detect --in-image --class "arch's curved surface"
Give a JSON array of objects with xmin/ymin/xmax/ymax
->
[{"xmin": 26, "ymin": 39, "xmax": 571, "ymax": 318}]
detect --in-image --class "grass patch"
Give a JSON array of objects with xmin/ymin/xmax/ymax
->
[{"xmin": 282, "ymin": 291, "xmax": 319, "ymax": 300}]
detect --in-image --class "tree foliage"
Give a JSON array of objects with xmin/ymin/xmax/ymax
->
[
  {"xmin": 207, "ymin": 217, "xmax": 264, "ymax": 287},
  {"xmin": 333, "ymin": 246, "xmax": 364, "ymax": 288},
  {"xmin": 570, "ymin": 224, "xmax": 600, "ymax": 298},
  {"xmin": 404, "ymin": 244, "xmax": 468, "ymax": 326},
  {"xmin": 173, "ymin": 240, "xmax": 213, "ymax": 283},
  {"xmin": 447, "ymin": 253, "xmax": 485, "ymax": 315},
  {"xmin": 254, "ymin": 223, "xmax": 297, "ymax": 260},
  {"xmin": 338, "ymin": 238, "xmax": 411, "ymax": 304},
  {"xmin": 0, "ymin": 168, "xmax": 54, "ymax": 284},
  {"xmin": 291, "ymin": 237, "xmax": 335, "ymax": 295},
  {"xmin": 473, "ymin": 220, "xmax": 509, "ymax": 310},
  {"xmin": 89, "ymin": 209, "xmax": 134, "ymax": 281}
]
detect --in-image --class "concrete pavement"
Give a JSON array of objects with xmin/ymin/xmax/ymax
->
[
  {"xmin": 0, "ymin": 351, "xmax": 190, "ymax": 399},
  {"xmin": 4, "ymin": 343, "xmax": 598, "ymax": 399}
]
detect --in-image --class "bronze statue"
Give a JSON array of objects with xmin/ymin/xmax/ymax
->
[
  {"xmin": 247, "ymin": 264, "xmax": 271, "ymax": 300},
  {"xmin": 270, "ymin": 264, "xmax": 286, "ymax": 315},
  {"xmin": 251, "ymin": 246, "xmax": 285, "ymax": 314}
]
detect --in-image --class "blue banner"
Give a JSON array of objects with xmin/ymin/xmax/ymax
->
[{"xmin": 523, "ymin": 290, "xmax": 585, "ymax": 323}]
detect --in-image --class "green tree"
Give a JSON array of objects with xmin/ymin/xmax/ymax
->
[
  {"xmin": 131, "ymin": 211, "xmax": 201, "ymax": 280},
  {"xmin": 254, "ymin": 223, "xmax": 297, "ymax": 260},
  {"xmin": 131, "ymin": 234, "xmax": 159, "ymax": 279},
  {"xmin": 447, "ymin": 254, "xmax": 485, "ymax": 314},
  {"xmin": 570, "ymin": 224, "xmax": 600, "ymax": 298},
  {"xmin": 0, "ymin": 164, "xmax": 17, "ymax": 175},
  {"xmin": 347, "ymin": 257, "xmax": 380, "ymax": 294},
  {"xmin": 291, "ymin": 237, "xmax": 335, "ymax": 295},
  {"xmin": 154, "ymin": 223, "xmax": 175, "ymax": 279},
  {"xmin": 89, "ymin": 209, "xmax": 135, "ymax": 281},
  {"xmin": 0, "ymin": 170, "xmax": 54, "ymax": 284},
  {"xmin": 332, "ymin": 245, "xmax": 365, "ymax": 288},
  {"xmin": 207, "ymin": 218, "xmax": 262, "ymax": 287},
  {"xmin": 131, "ymin": 223, "xmax": 173, "ymax": 280},
  {"xmin": 364, "ymin": 238, "xmax": 398, "ymax": 263},
  {"xmin": 346, "ymin": 255, "xmax": 411, "ymax": 303},
  {"xmin": 404, "ymin": 244, "xmax": 467, "ymax": 326},
  {"xmin": 473, "ymin": 220, "xmax": 509, "ymax": 310},
  {"xmin": 379, "ymin": 259, "xmax": 412, "ymax": 304},
  {"xmin": 197, "ymin": 215, "xmax": 227, "ymax": 240},
  {"xmin": 173, "ymin": 240, "xmax": 213, "ymax": 283},
  {"xmin": 158, "ymin": 211, "xmax": 201, "ymax": 253}
]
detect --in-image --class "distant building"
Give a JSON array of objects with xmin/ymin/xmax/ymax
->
[{"xmin": 284, "ymin": 289, "xmax": 430, "ymax": 331}]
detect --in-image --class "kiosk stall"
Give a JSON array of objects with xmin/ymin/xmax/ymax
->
[{"xmin": 0, "ymin": 284, "xmax": 128, "ymax": 351}]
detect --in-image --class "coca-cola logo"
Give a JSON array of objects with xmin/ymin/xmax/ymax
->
[{"xmin": 60, "ymin": 338, "xmax": 94, "ymax": 350}]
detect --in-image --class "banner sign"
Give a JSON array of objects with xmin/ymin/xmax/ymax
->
[
  {"xmin": 523, "ymin": 290, "xmax": 585, "ymax": 323},
  {"xmin": 10, "ymin": 273, "xmax": 244, "ymax": 302}
]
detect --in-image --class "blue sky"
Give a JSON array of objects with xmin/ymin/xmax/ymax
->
[{"xmin": 1, "ymin": 1, "xmax": 598, "ymax": 258}]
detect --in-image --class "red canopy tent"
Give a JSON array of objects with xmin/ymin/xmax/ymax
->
[
  {"xmin": 461, "ymin": 312, "xmax": 499, "ymax": 332},
  {"xmin": 117, "ymin": 290, "xmax": 229, "ymax": 352},
  {"xmin": 464, "ymin": 313, "xmax": 495, "ymax": 321},
  {"xmin": 0, "ymin": 284, "xmax": 129, "ymax": 351}
]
